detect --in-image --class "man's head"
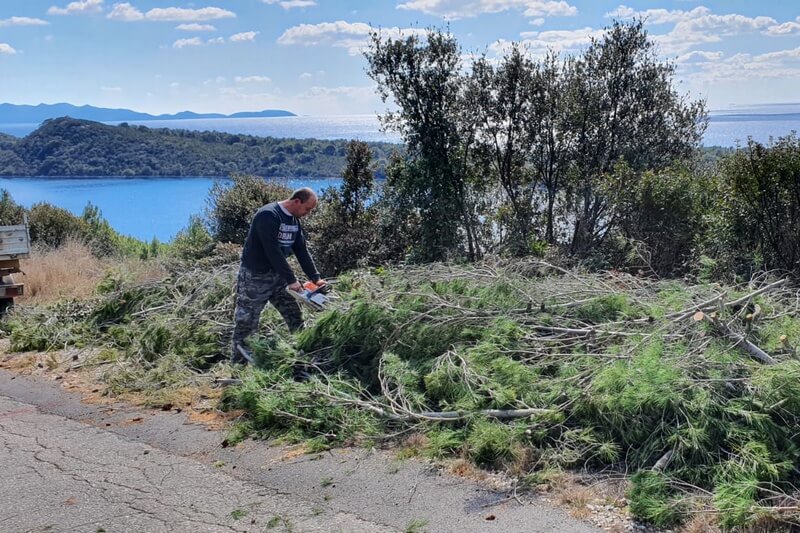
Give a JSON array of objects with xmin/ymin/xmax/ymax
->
[{"xmin": 283, "ymin": 187, "xmax": 318, "ymax": 218}]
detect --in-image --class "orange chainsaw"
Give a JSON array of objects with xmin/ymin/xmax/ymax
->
[{"xmin": 287, "ymin": 280, "xmax": 332, "ymax": 311}]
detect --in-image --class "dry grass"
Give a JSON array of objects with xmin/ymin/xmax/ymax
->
[
  {"xmin": 556, "ymin": 485, "xmax": 593, "ymax": 519},
  {"xmin": 397, "ymin": 432, "xmax": 430, "ymax": 458},
  {"xmin": 17, "ymin": 240, "xmax": 167, "ymax": 304},
  {"xmin": 17, "ymin": 240, "xmax": 104, "ymax": 303},
  {"xmin": 680, "ymin": 513, "xmax": 721, "ymax": 533}
]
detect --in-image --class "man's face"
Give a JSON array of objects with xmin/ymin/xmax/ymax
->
[{"xmin": 295, "ymin": 196, "xmax": 317, "ymax": 217}]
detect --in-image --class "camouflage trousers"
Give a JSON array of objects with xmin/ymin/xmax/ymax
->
[{"xmin": 230, "ymin": 266, "xmax": 303, "ymax": 362}]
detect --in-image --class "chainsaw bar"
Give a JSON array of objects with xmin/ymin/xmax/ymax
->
[{"xmin": 287, "ymin": 282, "xmax": 330, "ymax": 311}]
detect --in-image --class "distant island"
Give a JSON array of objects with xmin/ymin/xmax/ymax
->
[
  {"xmin": 0, "ymin": 117, "xmax": 397, "ymax": 178},
  {"xmin": 0, "ymin": 103, "xmax": 295, "ymax": 124},
  {"xmin": 709, "ymin": 112, "xmax": 800, "ymax": 123}
]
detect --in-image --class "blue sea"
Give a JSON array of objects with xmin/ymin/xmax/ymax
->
[
  {"xmin": 0, "ymin": 111, "xmax": 798, "ymax": 242},
  {"xmin": 0, "ymin": 177, "xmax": 341, "ymax": 242}
]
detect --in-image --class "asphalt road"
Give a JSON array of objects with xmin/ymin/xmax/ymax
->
[{"xmin": 0, "ymin": 369, "xmax": 599, "ymax": 533}]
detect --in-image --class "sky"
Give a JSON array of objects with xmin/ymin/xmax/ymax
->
[{"xmin": 1, "ymin": 1, "xmax": 800, "ymax": 116}]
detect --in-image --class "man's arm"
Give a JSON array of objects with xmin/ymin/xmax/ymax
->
[
  {"xmin": 292, "ymin": 227, "xmax": 321, "ymax": 282},
  {"xmin": 255, "ymin": 211, "xmax": 298, "ymax": 284}
]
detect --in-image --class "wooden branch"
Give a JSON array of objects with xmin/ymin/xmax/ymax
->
[
  {"xmin": 652, "ymin": 449, "xmax": 674, "ymax": 472},
  {"xmin": 674, "ymin": 279, "xmax": 788, "ymax": 323},
  {"xmin": 694, "ymin": 312, "xmax": 776, "ymax": 365},
  {"xmin": 724, "ymin": 279, "xmax": 787, "ymax": 308},
  {"xmin": 323, "ymin": 391, "xmax": 552, "ymax": 422}
]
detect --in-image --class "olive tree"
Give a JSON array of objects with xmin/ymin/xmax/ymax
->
[
  {"xmin": 564, "ymin": 20, "xmax": 707, "ymax": 253},
  {"xmin": 366, "ymin": 28, "xmax": 483, "ymax": 261}
]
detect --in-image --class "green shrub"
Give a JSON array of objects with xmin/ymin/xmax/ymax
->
[
  {"xmin": 604, "ymin": 164, "xmax": 713, "ymax": 276},
  {"xmin": 172, "ymin": 215, "xmax": 215, "ymax": 260},
  {"xmin": 28, "ymin": 202, "xmax": 88, "ymax": 248},
  {"xmin": 205, "ymin": 175, "xmax": 291, "ymax": 244},
  {"xmin": 0, "ymin": 189, "xmax": 25, "ymax": 225},
  {"xmin": 713, "ymin": 135, "xmax": 800, "ymax": 275}
]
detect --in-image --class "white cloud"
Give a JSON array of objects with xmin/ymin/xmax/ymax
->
[
  {"xmin": 0, "ymin": 17, "xmax": 49, "ymax": 27},
  {"xmin": 605, "ymin": 5, "xmax": 711, "ymax": 25},
  {"xmin": 176, "ymin": 23, "xmax": 216, "ymax": 31},
  {"xmin": 106, "ymin": 3, "xmax": 143, "ymax": 21},
  {"xmin": 605, "ymin": 5, "xmax": 635, "ymax": 19},
  {"xmin": 396, "ymin": 0, "xmax": 577, "ymax": 21},
  {"xmin": 494, "ymin": 26, "xmax": 603, "ymax": 56},
  {"xmin": 681, "ymin": 46, "xmax": 800, "ymax": 83},
  {"xmin": 263, "ymin": 0, "xmax": 317, "ymax": 8},
  {"xmin": 282, "ymin": 0, "xmax": 317, "ymax": 7},
  {"xmin": 170, "ymin": 82, "xmax": 180, "ymax": 88},
  {"xmin": 100, "ymin": 85, "xmax": 122, "ymax": 92},
  {"xmin": 108, "ymin": 4, "xmax": 236, "ymax": 22},
  {"xmin": 672, "ymin": 13, "xmax": 775, "ymax": 35},
  {"xmin": 657, "ymin": 12, "xmax": 777, "ymax": 55},
  {"xmin": 230, "ymin": 31, "xmax": 259, "ymax": 42},
  {"xmin": 173, "ymin": 37, "xmax": 203, "ymax": 48},
  {"xmin": 295, "ymin": 85, "xmax": 376, "ymax": 102},
  {"xmin": 278, "ymin": 21, "xmax": 426, "ymax": 56},
  {"xmin": 235, "ymin": 76, "xmax": 271, "ymax": 83},
  {"xmin": 605, "ymin": 5, "xmax": 781, "ymax": 55},
  {"xmin": 765, "ymin": 21, "xmax": 800, "ymax": 36},
  {"xmin": 208, "ymin": 37, "xmax": 225, "ymax": 44},
  {"xmin": 299, "ymin": 72, "xmax": 313, "ymax": 79},
  {"xmin": 675, "ymin": 50, "xmax": 723, "ymax": 64},
  {"xmin": 146, "ymin": 7, "xmax": 236, "ymax": 22},
  {"xmin": 48, "ymin": 0, "xmax": 104, "ymax": 16},
  {"xmin": 203, "ymin": 76, "xmax": 226, "ymax": 85},
  {"xmin": 529, "ymin": 17, "xmax": 545, "ymax": 26},
  {"xmin": 0, "ymin": 43, "xmax": 17, "ymax": 55}
]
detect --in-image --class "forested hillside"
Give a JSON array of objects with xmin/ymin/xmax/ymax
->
[{"xmin": 0, "ymin": 117, "xmax": 398, "ymax": 177}]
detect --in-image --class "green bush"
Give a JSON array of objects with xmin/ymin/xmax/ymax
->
[
  {"xmin": 305, "ymin": 187, "xmax": 385, "ymax": 276},
  {"xmin": 604, "ymin": 164, "xmax": 713, "ymax": 276},
  {"xmin": 713, "ymin": 135, "xmax": 800, "ymax": 275},
  {"xmin": 28, "ymin": 202, "xmax": 88, "ymax": 248},
  {"xmin": 0, "ymin": 189, "xmax": 25, "ymax": 225},
  {"xmin": 205, "ymin": 175, "xmax": 292, "ymax": 244},
  {"xmin": 81, "ymin": 203, "xmax": 158, "ymax": 258},
  {"xmin": 172, "ymin": 215, "xmax": 215, "ymax": 260}
]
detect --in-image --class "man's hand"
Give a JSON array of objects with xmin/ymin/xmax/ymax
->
[
  {"xmin": 287, "ymin": 281, "xmax": 302, "ymax": 292},
  {"xmin": 314, "ymin": 279, "xmax": 331, "ymax": 294}
]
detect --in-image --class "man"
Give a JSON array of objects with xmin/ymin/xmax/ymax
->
[{"xmin": 231, "ymin": 187, "xmax": 326, "ymax": 364}]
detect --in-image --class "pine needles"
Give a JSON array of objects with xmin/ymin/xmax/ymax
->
[
  {"xmin": 4, "ymin": 257, "xmax": 800, "ymax": 528},
  {"xmin": 249, "ymin": 261, "xmax": 800, "ymax": 529}
]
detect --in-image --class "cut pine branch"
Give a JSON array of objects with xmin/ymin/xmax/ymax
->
[
  {"xmin": 320, "ymin": 390, "xmax": 553, "ymax": 422},
  {"xmin": 693, "ymin": 311, "xmax": 776, "ymax": 365}
]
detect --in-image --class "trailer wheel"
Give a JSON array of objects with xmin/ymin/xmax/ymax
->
[{"xmin": 0, "ymin": 298, "xmax": 13, "ymax": 316}]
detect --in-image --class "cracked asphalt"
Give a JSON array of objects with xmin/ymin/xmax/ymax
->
[{"xmin": 0, "ymin": 369, "xmax": 599, "ymax": 532}]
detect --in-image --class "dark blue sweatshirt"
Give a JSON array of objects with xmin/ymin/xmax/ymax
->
[{"xmin": 240, "ymin": 202, "xmax": 320, "ymax": 284}]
